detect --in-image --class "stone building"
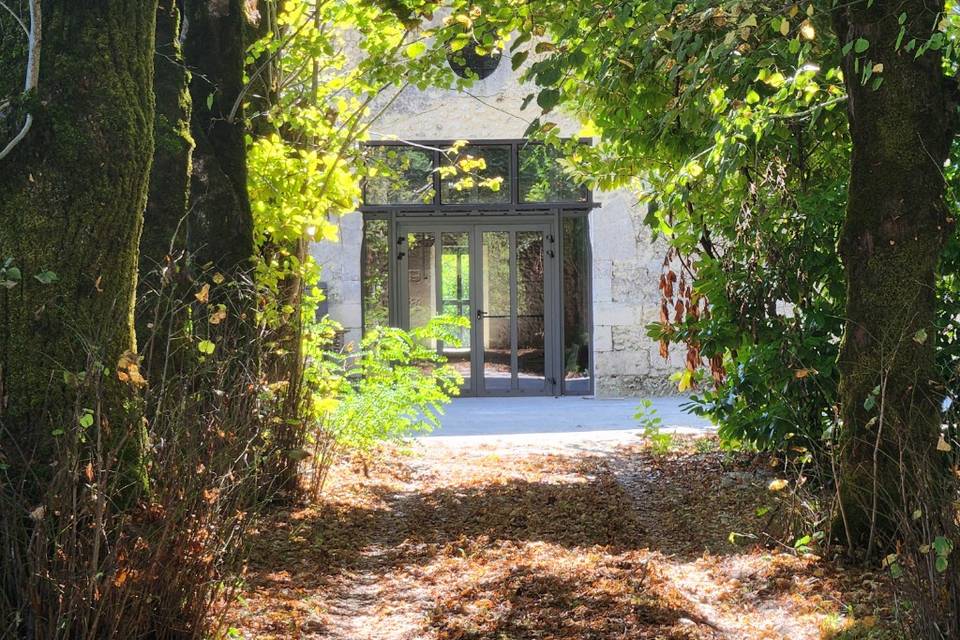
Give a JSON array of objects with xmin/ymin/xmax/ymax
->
[{"xmin": 311, "ymin": 46, "xmax": 682, "ymax": 397}]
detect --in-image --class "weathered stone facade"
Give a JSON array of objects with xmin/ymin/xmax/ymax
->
[{"xmin": 310, "ymin": 53, "xmax": 683, "ymax": 396}]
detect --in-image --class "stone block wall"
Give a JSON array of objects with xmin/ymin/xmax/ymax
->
[{"xmin": 309, "ymin": 50, "xmax": 684, "ymax": 396}]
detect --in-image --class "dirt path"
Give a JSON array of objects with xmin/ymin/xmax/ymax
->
[{"xmin": 228, "ymin": 439, "xmax": 890, "ymax": 639}]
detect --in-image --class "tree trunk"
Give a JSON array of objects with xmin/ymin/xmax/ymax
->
[
  {"xmin": 182, "ymin": 0, "xmax": 255, "ymax": 274},
  {"xmin": 834, "ymin": 1, "xmax": 956, "ymax": 552},
  {"xmin": 138, "ymin": 0, "xmax": 195, "ymax": 361},
  {"xmin": 0, "ymin": 1, "xmax": 157, "ymax": 496}
]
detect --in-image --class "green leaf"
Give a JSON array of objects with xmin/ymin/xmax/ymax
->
[
  {"xmin": 765, "ymin": 72, "xmax": 785, "ymax": 88},
  {"xmin": 510, "ymin": 32, "xmax": 531, "ymax": 52},
  {"xmin": 913, "ymin": 328, "xmax": 928, "ymax": 344},
  {"xmin": 854, "ymin": 38, "xmax": 870, "ymax": 54},
  {"xmin": 933, "ymin": 536, "xmax": 953, "ymax": 557},
  {"xmin": 936, "ymin": 555, "xmax": 949, "ymax": 573},
  {"xmin": 536, "ymin": 88, "xmax": 560, "ymax": 112},
  {"xmin": 511, "ymin": 50, "xmax": 529, "ymax": 71},
  {"xmin": 745, "ymin": 89, "xmax": 760, "ymax": 104},
  {"xmin": 33, "ymin": 270, "xmax": 58, "ymax": 285},
  {"xmin": 405, "ymin": 41, "xmax": 426, "ymax": 59},
  {"xmin": 198, "ymin": 339, "xmax": 216, "ymax": 355},
  {"xmin": 79, "ymin": 410, "xmax": 94, "ymax": 429}
]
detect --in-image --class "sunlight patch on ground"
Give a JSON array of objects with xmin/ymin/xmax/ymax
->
[{"xmin": 226, "ymin": 441, "xmax": 891, "ymax": 639}]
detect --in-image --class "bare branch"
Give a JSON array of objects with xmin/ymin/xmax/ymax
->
[
  {"xmin": 0, "ymin": 0, "xmax": 40, "ymax": 161},
  {"xmin": 0, "ymin": 0, "xmax": 27, "ymax": 36},
  {"xmin": 24, "ymin": 0, "xmax": 40, "ymax": 92},
  {"xmin": 0, "ymin": 113, "xmax": 31, "ymax": 159}
]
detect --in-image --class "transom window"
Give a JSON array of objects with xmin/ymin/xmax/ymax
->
[{"xmin": 361, "ymin": 140, "xmax": 590, "ymax": 210}]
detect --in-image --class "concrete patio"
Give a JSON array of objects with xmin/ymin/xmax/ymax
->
[{"xmin": 419, "ymin": 396, "xmax": 714, "ymax": 451}]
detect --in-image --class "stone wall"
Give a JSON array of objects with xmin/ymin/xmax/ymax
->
[{"xmin": 309, "ymin": 51, "xmax": 683, "ymax": 396}]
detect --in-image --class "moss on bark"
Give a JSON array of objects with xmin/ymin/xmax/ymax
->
[
  {"xmin": 182, "ymin": 0, "xmax": 255, "ymax": 274},
  {"xmin": 0, "ymin": 2, "xmax": 158, "ymax": 497},
  {"xmin": 833, "ymin": 1, "xmax": 956, "ymax": 552},
  {"xmin": 138, "ymin": 1, "xmax": 195, "ymax": 368}
]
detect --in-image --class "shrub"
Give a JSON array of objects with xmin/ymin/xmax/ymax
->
[{"xmin": 304, "ymin": 316, "xmax": 466, "ymax": 494}]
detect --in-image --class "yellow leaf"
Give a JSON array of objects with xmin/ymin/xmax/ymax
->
[
  {"xmin": 768, "ymin": 478, "xmax": 789, "ymax": 492},
  {"xmin": 800, "ymin": 19, "xmax": 815, "ymax": 40},
  {"xmin": 126, "ymin": 364, "xmax": 147, "ymax": 387},
  {"xmin": 779, "ymin": 19, "xmax": 790, "ymax": 36},
  {"xmin": 872, "ymin": 63, "xmax": 884, "ymax": 73},
  {"xmin": 938, "ymin": 434, "xmax": 952, "ymax": 452},
  {"xmin": 116, "ymin": 350, "xmax": 147, "ymax": 386},
  {"xmin": 794, "ymin": 368, "xmax": 817, "ymax": 378},
  {"xmin": 209, "ymin": 305, "xmax": 227, "ymax": 325},
  {"xmin": 195, "ymin": 283, "xmax": 210, "ymax": 303}
]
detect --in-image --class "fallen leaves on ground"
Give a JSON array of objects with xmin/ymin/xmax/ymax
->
[{"xmin": 224, "ymin": 438, "xmax": 896, "ymax": 640}]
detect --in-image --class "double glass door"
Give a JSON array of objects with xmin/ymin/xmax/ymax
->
[{"xmin": 398, "ymin": 222, "xmax": 557, "ymax": 396}]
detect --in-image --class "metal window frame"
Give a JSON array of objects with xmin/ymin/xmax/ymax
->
[
  {"xmin": 359, "ymin": 138, "xmax": 597, "ymax": 397},
  {"xmin": 360, "ymin": 138, "xmax": 597, "ymax": 213}
]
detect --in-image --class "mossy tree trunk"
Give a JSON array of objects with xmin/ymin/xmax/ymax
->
[
  {"xmin": 182, "ymin": 0, "xmax": 255, "ymax": 274},
  {"xmin": 833, "ymin": 1, "xmax": 956, "ymax": 552},
  {"xmin": 0, "ymin": 1, "xmax": 157, "ymax": 496},
  {"xmin": 138, "ymin": 0, "xmax": 195, "ymax": 364}
]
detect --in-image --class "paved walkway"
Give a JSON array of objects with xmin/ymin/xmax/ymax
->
[{"xmin": 421, "ymin": 396, "xmax": 713, "ymax": 452}]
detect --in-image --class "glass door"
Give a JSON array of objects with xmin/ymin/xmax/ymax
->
[
  {"xmin": 398, "ymin": 222, "xmax": 558, "ymax": 396},
  {"xmin": 476, "ymin": 224, "xmax": 556, "ymax": 395},
  {"xmin": 398, "ymin": 225, "xmax": 475, "ymax": 394}
]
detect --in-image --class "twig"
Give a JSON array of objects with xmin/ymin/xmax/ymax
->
[{"xmin": 0, "ymin": 0, "xmax": 27, "ymax": 36}]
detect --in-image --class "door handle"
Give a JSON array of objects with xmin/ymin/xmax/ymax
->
[{"xmin": 476, "ymin": 309, "xmax": 486, "ymax": 319}]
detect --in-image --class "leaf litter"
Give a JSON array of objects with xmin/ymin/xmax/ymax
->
[{"xmin": 225, "ymin": 437, "xmax": 896, "ymax": 639}]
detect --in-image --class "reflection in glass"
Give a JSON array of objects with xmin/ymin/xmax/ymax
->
[
  {"xmin": 441, "ymin": 145, "xmax": 511, "ymax": 204},
  {"xmin": 362, "ymin": 218, "xmax": 390, "ymax": 333},
  {"xmin": 563, "ymin": 216, "xmax": 592, "ymax": 393},
  {"xmin": 365, "ymin": 146, "xmax": 435, "ymax": 205},
  {"xmin": 518, "ymin": 144, "xmax": 588, "ymax": 203},
  {"xmin": 516, "ymin": 232, "xmax": 546, "ymax": 392},
  {"xmin": 440, "ymin": 232, "xmax": 471, "ymax": 387},
  {"xmin": 406, "ymin": 232, "xmax": 436, "ymax": 348},
  {"xmin": 482, "ymin": 231, "xmax": 511, "ymax": 392}
]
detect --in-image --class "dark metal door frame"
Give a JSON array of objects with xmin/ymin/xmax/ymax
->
[{"xmin": 396, "ymin": 217, "xmax": 561, "ymax": 397}]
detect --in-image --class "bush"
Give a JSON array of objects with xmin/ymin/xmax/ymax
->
[
  {"xmin": 0, "ymin": 274, "xmax": 274, "ymax": 639},
  {"xmin": 304, "ymin": 316, "xmax": 466, "ymax": 495}
]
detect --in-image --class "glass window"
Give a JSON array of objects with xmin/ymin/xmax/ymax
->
[
  {"xmin": 481, "ymin": 231, "xmax": 511, "ymax": 392},
  {"xmin": 562, "ymin": 215, "xmax": 591, "ymax": 394},
  {"xmin": 362, "ymin": 218, "xmax": 391, "ymax": 333},
  {"xmin": 364, "ymin": 146, "xmax": 435, "ymax": 205},
  {"xmin": 516, "ymin": 231, "xmax": 546, "ymax": 392},
  {"xmin": 440, "ymin": 232, "xmax": 472, "ymax": 388},
  {"xmin": 518, "ymin": 144, "xmax": 588, "ymax": 203},
  {"xmin": 441, "ymin": 145, "xmax": 511, "ymax": 204}
]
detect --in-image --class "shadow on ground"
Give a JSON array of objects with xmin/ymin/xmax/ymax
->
[{"xmin": 233, "ymin": 445, "xmax": 890, "ymax": 640}]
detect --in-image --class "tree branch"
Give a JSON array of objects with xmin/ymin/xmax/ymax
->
[
  {"xmin": 0, "ymin": 0, "xmax": 40, "ymax": 161},
  {"xmin": 0, "ymin": 0, "xmax": 27, "ymax": 36}
]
